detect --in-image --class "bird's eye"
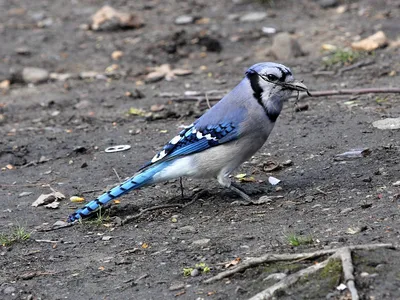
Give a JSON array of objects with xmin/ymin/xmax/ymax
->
[{"xmin": 266, "ymin": 74, "xmax": 279, "ymax": 81}]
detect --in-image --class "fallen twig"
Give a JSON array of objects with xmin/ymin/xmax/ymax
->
[
  {"xmin": 297, "ymin": 87, "xmax": 400, "ymax": 101},
  {"xmin": 204, "ymin": 243, "xmax": 394, "ymax": 300},
  {"xmin": 337, "ymin": 60, "xmax": 375, "ymax": 76},
  {"xmin": 121, "ymin": 190, "xmax": 208, "ymax": 225},
  {"xmin": 35, "ymin": 239, "xmax": 58, "ymax": 243}
]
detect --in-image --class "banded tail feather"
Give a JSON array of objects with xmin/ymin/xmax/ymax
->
[{"xmin": 67, "ymin": 162, "xmax": 169, "ymax": 222}]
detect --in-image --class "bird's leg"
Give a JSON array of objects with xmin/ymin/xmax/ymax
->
[
  {"xmin": 229, "ymin": 182, "xmax": 252, "ymax": 204},
  {"xmin": 218, "ymin": 173, "xmax": 253, "ymax": 205},
  {"xmin": 179, "ymin": 177, "xmax": 184, "ymax": 199}
]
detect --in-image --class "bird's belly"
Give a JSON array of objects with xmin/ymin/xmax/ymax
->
[{"xmin": 192, "ymin": 136, "xmax": 266, "ymax": 178}]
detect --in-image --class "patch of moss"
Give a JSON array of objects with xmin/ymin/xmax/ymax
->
[
  {"xmin": 285, "ymin": 233, "xmax": 314, "ymax": 247},
  {"xmin": 319, "ymin": 258, "xmax": 342, "ymax": 287},
  {"xmin": 323, "ymin": 48, "xmax": 362, "ymax": 67}
]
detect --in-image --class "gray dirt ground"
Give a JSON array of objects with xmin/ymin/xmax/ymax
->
[{"xmin": 1, "ymin": 0, "xmax": 400, "ymax": 299}]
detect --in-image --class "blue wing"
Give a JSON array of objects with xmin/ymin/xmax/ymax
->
[{"xmin": 137, "ymin": 121, "xmax": 239, "ymax": 172}]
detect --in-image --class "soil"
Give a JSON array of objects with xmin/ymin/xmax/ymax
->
[{"xmin": 1, "ymin": 0, "xmax": 400, "ymax": 299}]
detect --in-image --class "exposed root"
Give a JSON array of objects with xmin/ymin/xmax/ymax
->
[{"xmin": 204, "ymin": 243, "xmax": 395, "ymax": 300}]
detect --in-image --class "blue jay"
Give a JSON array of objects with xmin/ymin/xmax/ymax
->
[{"xmin": 67, "ymin": 62, "xmax": 309, "ymax": 222}]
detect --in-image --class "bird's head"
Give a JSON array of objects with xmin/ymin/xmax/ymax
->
[
  {"xmin": 245, "ymin": 62, "xmax": 309, "ymax": 121},
  {"xmin": 246, "ymin": 62, "xmax": 308, "ymax": 97}
]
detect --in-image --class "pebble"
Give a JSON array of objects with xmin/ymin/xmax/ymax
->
[
  {"xmin": 393, "ymin": 181, "xmax": 400, "ymax": 186},
  {"xmin": 53, "ymin": 220, "xmax": 68, "ymax": 227},
  {"xmin": 175, "ymin": 15, "xmax": 194, "ymax": 25},
  {"xmin": 22, "ymin": 67, "xmax": 49, "ymax": 84},
  {"xmin": 282, "ymin": 160, "xmax": 293, "ymax": 166},
  {"xmin": 318, "ymin": 0, "xmax": 338, "ymax": 9},
  {"xmin": 19, "ymin": 191, "xmax": 33, "ymax": 197},
  {"xmin": 169, "ymin": 282, "xmax": 185, "ymax": 291},
  {"xmin": 190, "ymin": 269, "xmax": 200, "ymax": 277},
  {"xmin": 240, "ymin": 12, "xmax": 267, "ymax": 22},
  {"xmin": 340, "ymin": 207, "xmax": 354, "ymax": 214},
  {"xmin": 15, "ymin": 47, "xmax": 31, "ymax": 55},
  {"xmin": 102, "ymin": 236, "xmax": 112, "ymax": 241},
  {"xmin": 264, "ymin": 273, "xmax": 287, "ymax": 281},
  {"xmin": 269, "ymin": 32, "xmax": 305, "ymax": 60},
  {"xmin": 191, "ymin": 238, "xmax": 210, "ymax": 247},
  {"xmin": 360, "ymin": 272, "xmax": 369, "ymax": 277},
  {"xmin": 3, "ymin": 286, "xmax": 16, "ymax": 294},
  {"xmin": 178, "ymin": 225, "xmax": 196, "ymax": 234},
  {"xmin": 49, "ymin": 73, "xmax": 76, "ymax": 81},
  {"xmin": 373, "ymin": 117, "xmax": 400, "ymax": 130}
]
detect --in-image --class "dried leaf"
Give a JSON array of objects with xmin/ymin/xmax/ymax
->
[
  {"xmin": 91, "ymin": 6, "xmax": 144, "ymax": 31},
  {"xmin": 70, "ymin": 196, "xmax": 85, "ymax": 203},
  {"xmin": 262, "ymin": 160, "xmax": 281, "ymax": 172},
  {"xmin": 145, "ymin": 64, "xmax": 192, "ymax": 82},
  {"xmin": 225, "ymin": 257, "xmax": 241, "ymax": 268},
  {"xmin": 32, "ymin": 191, "xmax": 65, "ymax": 207},
  {"xmin": 142, "ymin": 243, "xmax": 149, "ymax": 249},
  {"xmin": 128, "ymin": 107, "xmax": 147, "ymax": 116}
]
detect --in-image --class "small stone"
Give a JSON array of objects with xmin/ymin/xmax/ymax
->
[
  {"xmin": 392, "ymin": 180, "xmax": 400, "ymax": 186},
  {"xmin": 74, "ymin": 100, "xmax": 92, "ymax": 109},
  {"xmin": 22, "ymin": 67, "xmax": 49, "ymax": 84},
  {"xmin": 360, "ymin": 272, "xmax": 369, "ymax": 277},
  {"xmin": 0, "ymin": 80, "xmax": 10, "ymax": 90},
  {"xmin": 169, "ymin": 282, "xmax": 185, "ymax": 291},
  {"xmin": 340, "ymin": 207, "xmax": 354, "ymax": 214},
  {"xmin": 240, "ymin": 12, "xmax": 267, "ymax": 22},
  {"xmin": 190, "ymin": 269, "xmax": 200, "ymax": 277},
  {"xmin": 53, "ymin": 220, "xmax": 68, "ymax": 227},
  {"xmin": 3, "ymin": 286, "xmax": 16, "ymax": 294},
  {"xmin": 80, "ymin": 71, "xmax": 99, "ymax": 79},
  {"xmin": 15, "ymin": 47, "xmax": 31, "ymax": 55},
  {"xmin": 45, "ymin": 201, "xmax": 60, "ymax": 209},
  {"xmin": 351, "ymin": 31, "xmax": 388, "ymax": 52},
  {"xmin": 175, "ymin": 15, "xmax": 194, "ymax": 25},
  {"xmin": 264, "ymin": 273, "xmax": 287, "ymax": 281},
  {"xmin": 375, "ymin": 264, "xmax": 385, "ymax": 271},
  {"xmin": 318, "ymin": 0, "xmax": 338, "ymax": 9},
  {"xmin": 362, "ymin": 177, "xmax": 372, "ymax": 182},
  {"xmin": 269, "ymin": 32, "xmax": 305, "ymax": 60},
  {"xmin": 262, "ymin": 27, "xmax": 277, "ymax": 35},
  {"xmin": 178, "ymin": 225, "xmax": 196, "ymax": 234},
  {"xmin": 49, "ymin": 73, "xmax": 76, "ymax": 81},
  {"xmin": 192, "ymin": 238, "xmax": 210, "ymax": 247},
  {"xmin": 111, "ymin": 50, "xmax": 124, "ymax": 60},
  {"xmin": 102, "ymin": 236, "xmax": 112, "ymax": 241},
  {"xmin": 373, "ymin": 117, "xmax": 400, "ymax": 130},
  {"xmin": 305, "ymin": 196, "xmax": 314, "ymax": 203},
  {"xmin": 150, "ymin": 104, "xmax": 165, "ymax": 112},
  {"xmin": 282, "ymin": 160, "xmax": 293, "ymax": 166},
  {"xmin": 19, "ymin": 191, "xmax": 33, "ymax": 197}
]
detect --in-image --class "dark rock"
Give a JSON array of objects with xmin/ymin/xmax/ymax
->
[{"xmin": 318, "ymin": 0, "xmax": 338, "ymax": 9}]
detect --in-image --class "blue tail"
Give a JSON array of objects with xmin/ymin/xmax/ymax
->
[{"xmin": 67, "ymin": 162, "xmax": 169, "ymax": 222}]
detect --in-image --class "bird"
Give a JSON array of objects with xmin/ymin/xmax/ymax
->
[{"xmin": 67, "ymin": 62, "xmax": 309, "ymax": 222}]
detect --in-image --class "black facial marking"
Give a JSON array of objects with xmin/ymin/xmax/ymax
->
[
  {"xmin": 276, "ymin": 67, "xmax": 286, "ymax": 82},
  {"xmin": 247, "ymin": 71, "xmax": 279, "ymax": 122},
  {"xmin": 247, "ymin": 71, "xmax": 263, "ymax": 102}
]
